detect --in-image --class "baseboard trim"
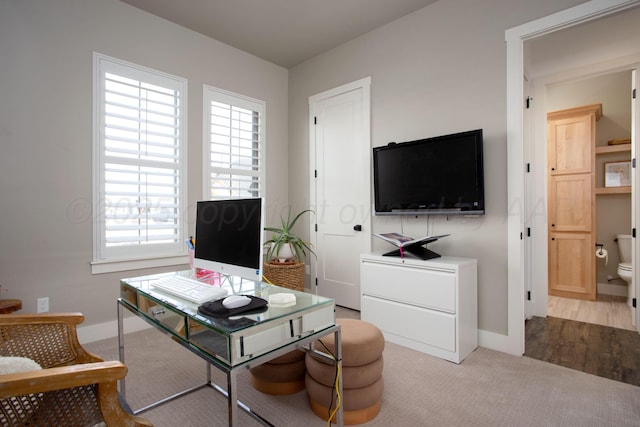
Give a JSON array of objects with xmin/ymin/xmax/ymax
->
[
  {"xmin": 597, "ymin": 281, "xmax": 627, "ymax": 297},
  {"xmin": 79, "ymin": 317, "xmax": 521, "ymax": 358},
  {"xmin": 479, "ymin": 329, "xmax": 520, "ymax": 356},
  {"xmin": 78, "ymin": 315, "xmax": 151, "ymax": 345}
]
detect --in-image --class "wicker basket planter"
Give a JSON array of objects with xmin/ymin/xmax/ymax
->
[{"xmin": 263, "ymin": 260, "xmax": 305, "ymax": 291}]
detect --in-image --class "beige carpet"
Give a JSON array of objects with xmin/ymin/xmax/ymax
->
[{"xmin": 85, "ymin": 321, "xmax": 640, "ymax": 427}]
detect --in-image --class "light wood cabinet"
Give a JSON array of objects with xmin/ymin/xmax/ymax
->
[
  {"xmin": 547, "ymin": 104, "xmax": 601, "ymax": 301},
  {"xmin": 548, "ymin": 174, "xmax": 592, "ymax": 232},
  {"xmin": 548, "ymin": 232, "xmax": 593, "ymax": 297},
  {"xmin": 548, "ymin": 110, "xmax": 595, "ymax": 175}
]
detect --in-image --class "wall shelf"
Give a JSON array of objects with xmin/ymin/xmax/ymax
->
[
  {"xmin": 595, "ymin": 143, "xmax": 631, "ymax": 154},
  {"xmin": 595, "ymin": 186, "xmax": 631, "ymax": 195},
  {"xmin": 595, "ymin": 143, "xmax": 631, "ymax": 194}
]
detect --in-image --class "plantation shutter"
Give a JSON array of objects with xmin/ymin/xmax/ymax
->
[
  {"xmin": 204, "ymin": 86, "xmax": 265, "ymax": 200},
  {"xmin": 94, "ymin": 54, "xmax": 187, "ymax": 263}
]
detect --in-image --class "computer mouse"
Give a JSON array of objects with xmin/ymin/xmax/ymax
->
[{"xmin": 222, "ymin": 295, "xmax": 251, "ymax": 309}]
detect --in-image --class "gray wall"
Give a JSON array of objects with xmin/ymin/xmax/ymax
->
[
  {"xmin": 0, "ymin": 0, "xmax": 289, "ymax": 326},
  {"xmin": 0, "ymin": 0, "xmax": 597, "ymax": 339},
  {"xmin": 288, "ymin": 0, "xmax": 586, "ymax": 336}
]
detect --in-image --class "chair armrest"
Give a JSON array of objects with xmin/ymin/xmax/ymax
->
[
  {"xmin": 0, "ymin": 312, "xmax": 103, "ymax": 364},
  {"xmin": 0, "ymin": 361, "xmax": 153, "ymax": 426},
  {"xmin": 0, "ymin": 360, "xmax": 126, "ymax": 398}
]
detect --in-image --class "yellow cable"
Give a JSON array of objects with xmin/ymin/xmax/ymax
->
[
  {"xmin": 327, "ymin": 362, "xmax": 342, "ymax": 426},
  {"xmin": 263, "ymin": 274, "xmax": 341, "ymax": 425}
]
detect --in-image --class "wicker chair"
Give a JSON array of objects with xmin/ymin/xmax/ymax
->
[{"xmin": 0, "ymin": 313, "xmax": 152, "ymax": 427}]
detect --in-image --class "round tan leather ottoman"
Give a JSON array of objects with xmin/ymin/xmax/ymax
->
[
  {"xmin": 314, "ymin": 318, "xmax": 385, "ymax": 367},
  {"xmin": 267, "ymin": 349, "xmax": 306, "ymax": 364},
  {"xmin": 305, "ymin": 373, "xmax": 383, "ymax": 425},
  {"xmin": 250, "ymin": 350, "xmax": 306, "ymax": 395},
  {"xmin": 306, "ymin": 353, "xmax": 383, "ymax": 388},
  {"xmin": 306, "ymin": 319, "xmax": 384, "ymax": 424}
]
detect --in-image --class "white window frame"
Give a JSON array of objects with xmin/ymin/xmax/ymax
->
[
  {"xmin": 203, "ymin": 85, "xmax": 266, "ymax": 200},
  {"xmin": 92, "ymin": 53, "xmax": 188, "ymax": 274}
]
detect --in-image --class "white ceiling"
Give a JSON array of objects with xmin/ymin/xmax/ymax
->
[{"xmin": 120, "ymin": 0, "xmax": 438, "ymax": 68}]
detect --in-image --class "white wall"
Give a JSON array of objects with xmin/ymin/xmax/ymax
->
[
  {"xmin": 288, "ymin": 0, "xmax": 587, "ymax": 336},
  {"xmin": 0, "ymin": 0, "xmax": 288, "ymax": 329}
]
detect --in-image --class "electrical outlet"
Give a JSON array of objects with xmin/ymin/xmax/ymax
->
[{"xmin": 37, "ymin": 297, "xmax": 49, "ymax": 313}]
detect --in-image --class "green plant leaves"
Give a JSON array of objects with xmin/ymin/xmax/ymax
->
[{"xmin": 265, "ymin": 208, "xmax": 316, "ymax": 262}]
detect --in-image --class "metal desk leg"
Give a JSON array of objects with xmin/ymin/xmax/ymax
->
[
  {"xmin": 335, "ymin": 327, "xmax": 344, "ymax": 427},
  {"xmin": 117, "ymin": 300, "xmax": 126, "ymax": 399},
  {"xmin": 227, "ymin": 370, "xmax": 239, "ymax": 427}
]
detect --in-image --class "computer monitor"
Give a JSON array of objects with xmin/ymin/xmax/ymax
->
[{"xmin": 194, "ymin": 198, "xmax": 265, "ymax": 282}]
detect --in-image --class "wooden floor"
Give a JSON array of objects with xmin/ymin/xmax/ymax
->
[
  {"xmin": 526, "ymin": 295, "xmax": 640, "ymax": 386},
  {"xmin": 548, "ymin": 294, "xmax": 635, "ymax": 331}
]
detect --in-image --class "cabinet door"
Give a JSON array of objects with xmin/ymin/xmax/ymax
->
[
  {"xmin": 548, "ymin": 232, "xmax": 595, "ymax": 300},
  {"xmin": 547, "ymin": 114, "xmax": 593, "ymax": 175},
  {"xmin": 548, "ymin": 174, "xmax": 592, "ymax": 232}
]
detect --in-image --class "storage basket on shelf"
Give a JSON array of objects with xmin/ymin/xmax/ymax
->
[{"xmin": 263, "ymin": 260, "xmax": 304, "ymax": 291}]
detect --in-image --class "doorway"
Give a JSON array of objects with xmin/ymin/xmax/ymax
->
[
  {"xmin": 539, "ymin": 70, "xmax": 635, "ymax": 331},
  {"xmin": 505, "ymin": 0, "xmax": 640, "ymax": 357}
]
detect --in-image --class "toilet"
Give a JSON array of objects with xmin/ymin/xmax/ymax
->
[{"xmin": 616, "ymin": 234, "xmax": 634, "ymax": 306}]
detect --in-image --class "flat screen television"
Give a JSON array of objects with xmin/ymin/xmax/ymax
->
[
  {"xmin": 194, "ymin": 197, "xmax": 265, "ymax": 282},
  {"xmin": 373, "ymin": 129, "xmax": 485, "ymax": 215}
]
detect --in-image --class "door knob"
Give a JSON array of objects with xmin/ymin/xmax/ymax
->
[{"xmin": 353, "ymin": 225, "xmax": 362, "ymax": 232}]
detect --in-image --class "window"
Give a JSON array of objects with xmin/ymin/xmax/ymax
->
[
  {"xmin": 92, "ymin": 53, "xmax": 187, "ymax": 272},
  {"xmin": 203, "ymin": 86, "xmax": 265, "ymax": 200}
]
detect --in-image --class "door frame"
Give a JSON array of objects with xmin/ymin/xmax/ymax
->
[
  {"xmin": 308, "ymin": 77, "xmax": 372, "ymax": 302},
  {"xmin": 506, "ymin": 0, "xmax": 640, "ymax": 355}
]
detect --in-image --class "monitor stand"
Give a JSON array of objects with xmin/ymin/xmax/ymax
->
[{"xmin": 382, "ymin": 242, "xmax": 441, "ymax": 260}]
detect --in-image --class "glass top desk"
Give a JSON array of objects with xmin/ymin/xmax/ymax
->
[{"xmin": 118, "ymin": 270, "xmax": 343, "ymax": 426}]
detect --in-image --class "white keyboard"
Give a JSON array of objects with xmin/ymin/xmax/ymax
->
[{"xmin": 152, "ymin": 276, "xmax": 228, "ymax": 304}]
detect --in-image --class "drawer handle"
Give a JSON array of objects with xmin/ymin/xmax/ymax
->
[{"xmin": 151, "ymin": 308, "xmax": 165, "ymax": 317}]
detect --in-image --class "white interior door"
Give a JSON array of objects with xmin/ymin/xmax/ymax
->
[{"xmin": 309, "ymin": 77, "xmax": 371, "ymax": 310}]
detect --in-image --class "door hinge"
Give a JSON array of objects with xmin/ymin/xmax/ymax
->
[
  {"xmin": 633, "ymin": 228, "xmax": 636, "ymax": 238},
  {"xmin": 315, "ymin": 224, "xmax": 318, "ymax": 232},
  {"xmin": 633, "ymin": 88, "xmax": 636, "ymax": 99},
  {"xmin": 633, "ymin": 298, "xmax": 637, "ymax": 308},
  {"xmin": 632, "ymin": 158, "xmax": 636, "ymax": 168},
  {"xmin": 527, "ymin": 227, "xmax": 531, "ymax": 237},
  {"xmin": 314, "ymin": 116, "xmax": 317, "ymax": 125},
  {"xmin": 526, "ymin": 163, "xmax": 531, "ymax": 173},
  {"xmin": 527, "ymin": 291, "xmax": 531, "ymax": 301},
  {"xmin": 526, "ymin": 97, "xmax": 532, "ymax": 109},
  {"xmin": 520, "ymin": 232, "xmax": 523, "ymax": 240},
  {"xmin": 314, "ymin": 169, "xmax": 318, "ymax": 178},
  {"xmin": 315, "ymin": 277, "xmax": 318, "ymax": 287}
]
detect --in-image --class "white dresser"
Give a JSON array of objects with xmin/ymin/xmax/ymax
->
[{"xmin": 360, "ymin": 253, "xmax": 477, "ymax": 363}]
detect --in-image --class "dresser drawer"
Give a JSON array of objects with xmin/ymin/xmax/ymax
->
[
  {"xmin": 362, "ymin": 260, "xmax": 456, "ymax": 313},
  {"xmin": 362, "ymin": 295, "xmax": 456, "ymax": 352}
]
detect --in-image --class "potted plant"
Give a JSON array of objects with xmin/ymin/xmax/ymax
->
[
  {"xmin": 263, "ymin": 208, "xmax": 315, "ymax": 291},
  {"xmin": 264, "ymin": 208, "xmax": 316, "ymax": 263}
]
